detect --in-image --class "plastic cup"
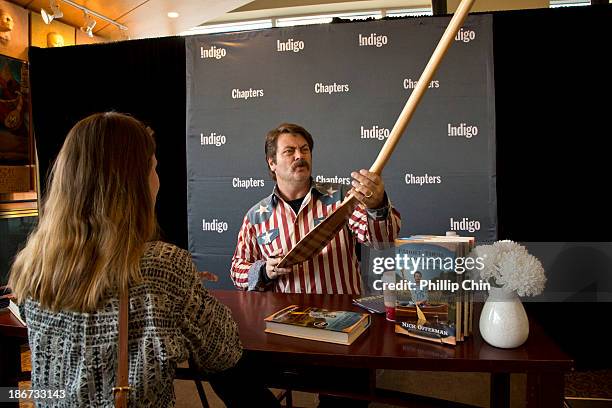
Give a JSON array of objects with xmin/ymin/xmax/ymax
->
[
  {"xmin": 382, "ymin": 271, "xmax": 396, "ymax": 322},
  {"xmin": 384, "ymin": 304, "xmax": 396, "ymax": 322}
]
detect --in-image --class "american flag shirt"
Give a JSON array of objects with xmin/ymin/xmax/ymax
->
[{"xmin": 231, "ymin": 181, "xmax": 401, "ymax": 294}]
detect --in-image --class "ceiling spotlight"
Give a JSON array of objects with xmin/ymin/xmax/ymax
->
[
  {"xmin": 41, "ymin": 0, "xmax": 63, "ymax": 24},
  {"xmin": 80, "ymin": 12, "xmax": 96, "ymax": 37},
  {"xmin": 167, "ymin": 11, "xmax": 179, "ymax": 18}
]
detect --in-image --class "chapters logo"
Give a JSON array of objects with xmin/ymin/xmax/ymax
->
[
  {"xmin": 200, "ymin": 45, "xmax": 226, "ymax": 59},
  {"xmin": 200, "ymin": 132, "xmax": 226, "ymax": 147},
  {"xmin": 455, "ymin": 28, "xmax": 476, "ymax": 43},
  {"xmin": 403, "ymin": 78, "xmax": 439, "ymax": 89},
  {"xmin": 277, "ymin": 38, "xmax": 304, "ymax": 53},
  {"xmin": 358, "ymin": 33, "xmax": 388, "ymax": 48},
  {"xmin": 314, "ymin": 82, "xmax": 349, "ymax": 94},
  {"xmin": 448, "ymin": 123, "xmax": 478, "ymax": 139},
  {"xmin": 232, "ymin": 88, "xmax": 264, "ymax": 100},
  {"xmin": 405, "ymin": 173, "xmax": 442, "ymax": 185},
  {"xmin": 315, "ymin": 175, "xmax": 351, "ymax": 185},
  {"xmin": 232, "ymin": 177, "xmax": 265, "ymax": 189},
  {"xmin": 202, "ymin": 218, "xmax": 228, "ymax": 233}
]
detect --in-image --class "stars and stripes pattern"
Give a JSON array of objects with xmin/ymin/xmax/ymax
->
[{"xmin": 231, "ymin": 182, "xmax": 401, "ymax": 294}]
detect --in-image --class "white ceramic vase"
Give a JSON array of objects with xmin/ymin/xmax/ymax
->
[{"xmin": 479, "ymin": 286, "xmax": 529, "ymax": 348}]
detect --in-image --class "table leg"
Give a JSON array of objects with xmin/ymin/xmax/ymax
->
[
  {"xmin": 527, "ymin": 371, "xmax": 564, "ymax": 408},
  {"xmin": 490, "ymin": 373, "xmax": 510, "ymax": 408}
]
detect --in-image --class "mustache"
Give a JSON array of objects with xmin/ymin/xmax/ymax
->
[{"xmin": 292, "ymin": 159, "xmax": 309, "ymax": 170}]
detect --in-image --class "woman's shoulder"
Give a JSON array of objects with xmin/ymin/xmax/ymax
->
[
  {"xmin": 141, "ymin": 241, "xmax": 194, "ymax": 273},
  {"xmin": 144, "ymin": 241, "xmax": 191, "ymax": 258}
]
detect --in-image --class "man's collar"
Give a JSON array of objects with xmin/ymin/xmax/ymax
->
[
  {"xmin": 312, "ymin": 181, "xmax": 333, "ymax": 197},
  {"xmin": 272, "ymin": 178, "xmax": 322, "ymax": 205}
]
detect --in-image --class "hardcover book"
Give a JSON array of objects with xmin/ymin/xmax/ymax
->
[
  {"xmin": 411, "ymin": 235, "xmax": 476, "ymax": 339},
  {"xmin": 264, "ymin": 305, "xmax": 371, "ymax": 345},
  {"xmin": 393, "ymin": 239, "xmax": 462, "ymax": 345}
]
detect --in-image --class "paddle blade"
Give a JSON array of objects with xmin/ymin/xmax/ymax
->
[
  {"xmin": 278, "ymin": 196, "xmax": 357, "ymax": 268},
  {"xmin": 416, "ymin": 304, "xmax": 428, "ymax": 325}
]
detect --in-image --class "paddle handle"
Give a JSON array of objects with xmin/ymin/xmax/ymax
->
[{"xmin": 369, "ymin": 0, "xmax": 476, "ymax": 175}]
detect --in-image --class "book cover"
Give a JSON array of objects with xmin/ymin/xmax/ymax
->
[
  {"xmin": 393, "ymin": 239, "xmax": 462, "ymax": 345},
  {"xmin": 264, "ymin": 305, "xmax": 371, "ymax": 345}
]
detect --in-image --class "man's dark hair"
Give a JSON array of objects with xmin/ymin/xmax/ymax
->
[{"xmin": 265, "ymin": 123, "xmax": 314, "ymax": 180}]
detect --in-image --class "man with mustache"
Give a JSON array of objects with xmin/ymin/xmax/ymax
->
[
  {"xmin": 231, "ymin": 123, "xmax": 401, "ymax": 294},
  {"xmin": 230, "ymin": 123, "xmax": 401, "ymax": 408}
]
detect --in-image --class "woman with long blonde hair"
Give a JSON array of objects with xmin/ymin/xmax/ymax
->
[{"xmin": 8, "ymin": 112, "xmax": 272, "ymax": 407}]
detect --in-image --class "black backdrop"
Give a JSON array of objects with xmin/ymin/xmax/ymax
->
[
  {"xmin": 29, "ymin": 36, "xmax": 188, "ymax": 248},
  {"xmin": 493, "ymin": 5, "xmax": 611, "ymax": 369},
  {"xmin": 29, "ymin": 5, "xmax": 611, "ymax": 368},
  {"xmin": 494, "ymin": 5, "xmax": 610, "ymax": 242}
]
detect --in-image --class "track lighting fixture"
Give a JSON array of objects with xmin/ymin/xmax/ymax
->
[
  {"xmin": 41, "ymin": 0, "xmax": 63, "ymax": 24},
  {"xmin": 40, "ymin": 0, "xmax": 128, "ymax": 32},
  {"xmin": 80, "ymin": 12, "xmax": 96, "ymax": 37}
]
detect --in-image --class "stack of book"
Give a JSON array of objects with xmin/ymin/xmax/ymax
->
[{"xmin": 393, "ymin": 234, "xmax": 476, "ymax": 346}]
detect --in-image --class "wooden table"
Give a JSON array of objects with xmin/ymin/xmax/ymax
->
[
  {"xmin": 0, "ymin": 291, "xmax": 573, "ymax": 407},
  {"xmin": 212, "ymin": 290, "xmax": 574, "ymax": 408}
]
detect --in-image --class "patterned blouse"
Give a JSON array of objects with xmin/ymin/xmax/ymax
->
[{"xmin": 24, "ymin": 241, "xmax": 242, "ymax": 407}]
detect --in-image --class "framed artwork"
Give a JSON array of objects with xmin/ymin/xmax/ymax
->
[
  {"xmin": 0, "ymin": 55, "xmax": 30, "ymax": 166},
  {"xmin": 0, "ymin": 0, "xmax": 28, "ymax": 61},
  {"xmin": 30, "ymin": 12, "xmax": 75, "ymax": 48},
  {"xmin": 0, "ymin": 54, "xmax": 30, "ymax": 167}
]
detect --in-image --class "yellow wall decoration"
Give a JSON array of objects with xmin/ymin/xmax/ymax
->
[
  {"xmin": 30, "ymin": 12, "xmax": 75, "ymax": 48},
  {"xmin": 0, "ymin": 0, "xmax": 28, "ymax": 61}
]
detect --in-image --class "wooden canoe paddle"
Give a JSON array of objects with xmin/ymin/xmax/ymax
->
[{"xmin": 278, "ymin": 0, "xmax": 476, "ymax": 268}]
